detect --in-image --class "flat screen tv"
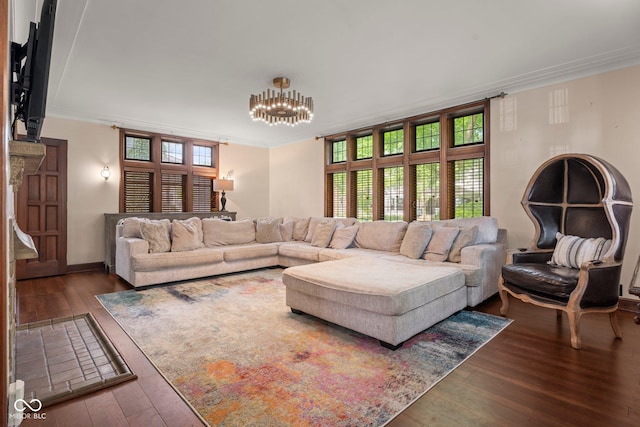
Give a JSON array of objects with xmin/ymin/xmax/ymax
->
[{"xmin": 11, "ymin": 0, "xmax": 57, "ymax": 142}]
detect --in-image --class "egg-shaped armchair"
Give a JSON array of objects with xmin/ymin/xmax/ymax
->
[{"xmin": 498, "ymin": 153, "xmax": 633, "ymax": 349}]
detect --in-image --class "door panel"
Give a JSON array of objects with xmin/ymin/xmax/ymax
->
[{"xmin": 16, "ymin": 138, "xmax": 67, "ymax": 279}]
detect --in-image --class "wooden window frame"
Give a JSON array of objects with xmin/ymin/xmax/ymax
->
[
  {"xmin": 324, "ymin": 99, "xmax": 490, "ymax": 221},
  {"xmin": 119, "ymin": 128, "xmax": 220, "ymax": 213}
]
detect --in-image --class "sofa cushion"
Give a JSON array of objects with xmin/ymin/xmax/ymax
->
[
  {"xmin": 132, "ymin": 248, "xmax": 224, "ymax": 271},
  {"xmin": 279, "ymin": 242, "xmax": 322, "ymax": 262},
  {"xmin": 447, "ymin": 225, "xmax": 479, "ymax": 263},
  {"xmin": 221, "ymin": 243, "xmax": 279, "ymax": 262},
  {"xmin": 382, "ymin": 254, "xmax": 482, "ymax": 287},
  {"xmin": 288, "ymin": 217, "xmax": 310, "ymax": 241},
  {"xmin": 355, "ymin": 221, "xmax": 408, "ymax": 252},
  {"xmin": 423, "ymin": 226, "xmax": 459, "ymax": 262},
  {"xmin": 171, "ymin": 220, "xmax": 202, "ymax": 252},
  {"xmin": 279, "ymin": 221, "xmax": 294, "ymax": 241},
  {"xmin": 319, "ymin": 247, "xmax": 388, "ymax": 262},
  {"xmin": 311, "ymin": 220, "xmax": 337, "ymax": 248},
  {"xmin": 256, "ymin": 217, "xmax": 283, "ymax": 243},
  {"xmin": 437, "ymin": 216, "xmax": 498, "ymax": 244},
  {"xmin": 140, "ymin": 221, "xmax": 171, "ymax": 253},
  {"xmin": 329, "ymin": 224, "xmax": 358, "ymax": 249},
  {"xmin": 121, "ymin": 217, "xmax": 148, "ymax": 238},
  {"xmin": 203, "ymin": 218, "xmax": 256, "ymax": 246},
  {"xmin": 400, "ymin": 222, "xmax": 433, "ymax": 259}
]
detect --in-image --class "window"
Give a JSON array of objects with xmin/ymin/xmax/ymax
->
[
  {"xmin": 382, "ymin": 166, "xmax": 403, "ymax": 220},
  {"xmin": 332, "ymin": 173, "xmax": 347, "ymax": 218},
  {"xmin": 161, "ymin": 141, "xmax": 184, "ymax": 164},
  {"xmin": 355, "ymin": 135, "xmax": 373, "ymax": 160},
  {"xmin": 125, "ymin": 136, "xmax": 151, "ymax": 161},
  {"xmin": 355, "ymin": 169, "xmax": 373, "ymax": 221},
  {"xmin": 324, "ymin": 100, "xmax": 488, "ymax": 221},
  {"xmin": 415, "ymin": 122, "xmax": 440, "ymax": 152},
  {"xmin": 383, "ymin": 129, "xmax": 403, "ymax": 156},
  {"xmin": 453, "ymin": 113, "xmax": 483, "ymax": 146},
  {"xmin": 452, "ymin": 158, "xmax": 484, "ymax": 217},
  {"xmin": 120, "ymin": 129, "xmax": 220, "ymax": 213},
  {"xmin": 415, "ymin": 163, "xmax": 440, "ymax": 220},
  {"xmin": 193, "ymin": 145, "xmax": 213, "ymax": 166},
  {"xmin": 332, "ymin": 139, "xmax": 346, "ymax": 163}
]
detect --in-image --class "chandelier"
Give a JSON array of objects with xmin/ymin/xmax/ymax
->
[{"xmin": 249, "ymin": 77, "xmax": 314, "ymax": 126}]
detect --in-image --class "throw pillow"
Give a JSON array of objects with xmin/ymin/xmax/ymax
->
[
  {"xmin": 279, "ymin": 221, "xmax": 295, "ymax": 242},
  {"xmin": 305, "ymin": 217, "xmax": 325, "ymax": 242},
  {"xmin": 181, "ymin": 217, "xmax": 204, "ymax": 246},
  {"xmin": 292, "ymin": 217, "xmax": 310, "ymax": 241},
  {"xmin": 121, "ymin": 217, "xmax": 148, "ymax": 238},
  {"xmin": 140, "ymin": 221, "xmax": 171, "ymax": 253},
  {"xmin": 256, "ymin": 218, "xmax": 283, "ymax": 243},
  {"xmin": 447, "ymin": 225, "xmax": 479, "ymax": 263},
  {"xmin": 400, "ymin": 222, "xmax": 433, "ymax": 259},
  {"xmin": 311, "ymin": 220, "xmax": 337, "ymax": 248},
  {"xmin": 423, "ymin": 226, "xmax": 460, "ymax": 262},
  {"xmin": 329, "ymin": 224, "xmax": 358, "ymax": 249},
  {"xmin": 549, "ymin": 232, "xmax": 612, "ymax": 269},
  {"xmin": 171, "ymin": 220, "xmax": 201, "ymax": 252}
]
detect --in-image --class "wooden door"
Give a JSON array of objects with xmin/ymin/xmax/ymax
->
[{"xmin": 16, "ymin": 137, "xmax": 67, "ymax": 279}]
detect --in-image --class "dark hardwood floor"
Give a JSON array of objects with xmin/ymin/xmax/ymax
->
[{"xmin": 15, "ymin": 271, "xmax": 640, "ymax": 427}]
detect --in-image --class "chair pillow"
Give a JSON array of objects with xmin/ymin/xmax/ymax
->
[
  {"xmin": 279, "ymin": 221, "xmax": 295, "ymax": 242},
  {"xmin": 549, "ymin": 232, "xmax": 612, "ymax": 269}
]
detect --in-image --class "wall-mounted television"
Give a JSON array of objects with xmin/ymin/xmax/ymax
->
[{"xmin": 11, "ymin": 0, "xmax": 57, "ymax": 143}]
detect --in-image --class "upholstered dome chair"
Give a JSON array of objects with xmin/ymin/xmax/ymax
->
[{"xmin": 498, "ymin": 153, "xmax": 633, "ymax": 349}]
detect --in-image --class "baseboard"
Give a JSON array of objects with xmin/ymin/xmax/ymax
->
[
  {"xmin": 619, "ymin": 298, "xmax": 638, "ymax": 313},
  {"xmin": 66, "ymin": 262, "xmax": 104, "ymax": 274}
]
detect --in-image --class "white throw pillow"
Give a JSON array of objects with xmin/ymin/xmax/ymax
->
[{"xmin": 549, "ymin": 232, "xmax": 612, "ymax": 269}]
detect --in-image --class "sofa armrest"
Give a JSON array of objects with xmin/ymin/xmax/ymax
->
[
  {"xmin": 461, "ymin": 243, "xmax": 507, "ymax": 306},
  {"xmin": 115, "ymin": 237, "xmax": 149, "ymax": 284}
]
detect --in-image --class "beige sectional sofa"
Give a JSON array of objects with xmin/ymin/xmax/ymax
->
[{"xmin": 115, "ymin": 215, "xmax": 506, "ymax": 307}]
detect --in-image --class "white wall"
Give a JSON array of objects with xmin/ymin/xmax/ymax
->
[
  {"xmin": 269, "ymin": 138, "xmax": 324, "ymax": 218},
  {"xmin": 218, "ymin": 142, "xmax": 270, "ymax": 220},
  {"xmin": 490, "ymin": 64, "xmax": 640, "ymax": 295}
]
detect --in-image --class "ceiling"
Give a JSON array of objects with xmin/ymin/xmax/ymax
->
[{"xmin": 12, "ymin": 0, "xmax": 640, "ymax": 147}]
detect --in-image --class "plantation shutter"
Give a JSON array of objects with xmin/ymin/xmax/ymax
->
[
  {"xmin": 123, "ymin": 171, "xmax": 152, "ymax": 212},
  {"xmin": 161, "ymin": 173, "xmax": 186, "ymax": 212},
  {"xmin": 192, "ymin": 175, "xmax": 213, "ymax": 212}
]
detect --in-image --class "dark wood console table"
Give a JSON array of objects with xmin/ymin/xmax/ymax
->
[{"xmin": 104, "ymin": 212, "xmax": 236, "ymax": 273}]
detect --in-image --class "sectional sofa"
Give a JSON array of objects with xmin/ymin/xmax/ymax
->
[{"xmin": 115, "ymin": 216, "xmax": 506, "ymax": 308}]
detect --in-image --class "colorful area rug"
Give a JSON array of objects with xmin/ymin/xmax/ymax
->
[{"xmin": 97, "ymin": 269, "xmax": 511, "ymax": 426}]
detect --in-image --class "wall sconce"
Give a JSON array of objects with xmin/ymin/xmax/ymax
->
[{"xmin": 100, "ymin": 166, "xmax": 111, "ymax": 181}]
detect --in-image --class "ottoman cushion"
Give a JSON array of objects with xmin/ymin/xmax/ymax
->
[{"xmin": 282, "ymin": 257, "xmax": 465, "ymax": 316}]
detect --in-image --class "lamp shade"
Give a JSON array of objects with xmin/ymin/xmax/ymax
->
[{"xmin": 213, "ymin": 178, "xmax": 234, "ymax": 192}]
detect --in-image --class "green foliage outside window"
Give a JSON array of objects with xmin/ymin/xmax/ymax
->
[
  {"xmin": 415, "ymin": 163, "xmax": 440, "ymax": 220},
  {"xmin": 383, "ymin": 129, "xmax": 403, "ymax": 156},
  {"xmin": 453, "ymin": 158, "xmax": 483, "ymax": 217},
  {"xmin": 415, "ymin": 122, "xmax": 440, "ymax": 151},
  {"xmin": 125, "ymin": 136, "xmax": 151, "ymax": 161},
  {"xmin": 332, "ymin": 172, "xmax": 347, "ymax": 218},
  {"xmin": 332, "ymin": 140, "xmax": 346, "ymax": 163},
  {"xmin": 356, "ymin": 169, "xmax": 373, "ymax": 221},
  {"xmin": 383, "ymin": 166, "xmax": 403, "ymax": 220},
  {"xmin": 453, "ymin": 113, "xmax": 483, "ymax": 146},
  {"xmin": 356, "ymin": 135, "xmax": 373, "ymax": 159}
]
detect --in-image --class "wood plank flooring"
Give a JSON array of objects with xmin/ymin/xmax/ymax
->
[{"xmin": 15, "ymin": 271, "xmax": 640, "ymax": 427}]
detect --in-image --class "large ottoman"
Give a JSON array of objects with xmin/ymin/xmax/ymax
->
[{"xmin": 281, "ymin": 257, "xmax": 466, "ymax": 349}]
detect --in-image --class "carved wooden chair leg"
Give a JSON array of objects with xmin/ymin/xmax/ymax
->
[
  {"xmin": 498, "ymin": 278, "xmax": 509, "ymax": 316},
  {"xmin": 609, "ymin": 312, "xmax": 622, "ymax": 339},
  {"xmin": 567, "ymin": 310, "xmax": 582, "ymax": 350}
]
